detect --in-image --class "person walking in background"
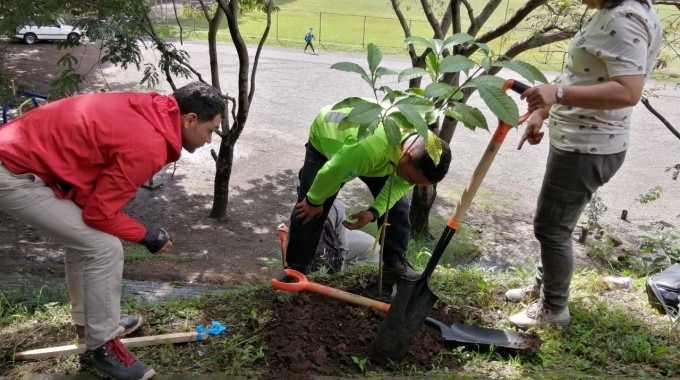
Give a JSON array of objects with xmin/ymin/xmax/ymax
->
[
  {"xmin": 0, "ymin": 82, "xmax": 225, "ymax": 380},
  {"xmin": 304, "ymin": 27, "xmax": 316, "ymax": 54},
  {"xmin": 505, "ymin": 0, "xmax": 663, "ymax": 329}
]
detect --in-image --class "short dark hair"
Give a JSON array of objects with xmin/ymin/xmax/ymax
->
[
  {"xmin": 404, "ymin": 133, "xmax": 452, "ymax": 184},
  {"xmin": 173, "ymin": 82, "xmax": 225, "ymax": 122}
]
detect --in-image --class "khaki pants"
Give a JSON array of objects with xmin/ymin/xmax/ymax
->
[{"xmin": 0, "ymin": 162, "xmax": 124, "ymax": 349}]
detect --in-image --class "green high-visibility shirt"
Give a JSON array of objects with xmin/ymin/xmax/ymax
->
[{"xmin": 307, "ymin": 105, "xmax": 413, "ymax": 217}]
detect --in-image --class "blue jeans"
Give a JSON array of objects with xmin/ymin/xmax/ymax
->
[
  {"xmin": 286, "ymin": 143, "xmax": 410, "ymax": 273},
  {"xmin": 534, "ymin": 145, "xmax": 626, "ymax": 311}
]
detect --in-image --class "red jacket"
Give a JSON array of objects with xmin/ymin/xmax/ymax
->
[{"xmin": 0, "ymin": 92, "xmax": 182, "ymax": 242}]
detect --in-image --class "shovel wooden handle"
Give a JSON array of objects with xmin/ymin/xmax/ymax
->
[
  {"xmin": 448, "ymin": 79, "xmax": 532, "ymax": 229},
  {"xmin": 271, "ymin": 269, "xmax": 390, "ymax": 313}
]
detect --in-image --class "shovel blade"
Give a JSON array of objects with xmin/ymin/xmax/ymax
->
[
  {"xmin": 370, "ymin": 277, "xmax": 438, "ymax": 360},
  {"xmin": 425, "ymin": 317, "xmax": 530, "ymax": 350}
]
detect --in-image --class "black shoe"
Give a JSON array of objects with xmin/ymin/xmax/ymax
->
[
  {"xmin": 76, "ymin": 315, "xmax": 143, "ymax": 344},
  {"xmin": 92, "ymin": 336, "xmax": 155, "ymax": 380},
  {"xmin": 382, "ymin": 257, "xmax": 420, "ymax": 284}
]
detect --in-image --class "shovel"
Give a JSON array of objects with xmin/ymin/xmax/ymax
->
[
  {"xmin": 425, "ymin": 317, "xmax": 531, "ymax": 350},
  {"xmin": 370, "ymin": 79, "xmax": 532, "ymax": 360}
]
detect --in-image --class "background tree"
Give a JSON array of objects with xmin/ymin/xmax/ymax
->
[{"xmin": 0, "ymin": 0, "xmax": 275, "ymax": 220}]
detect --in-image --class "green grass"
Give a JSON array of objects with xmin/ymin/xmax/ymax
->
[
  {"xmin": 3, "ymin": 267, "xmax": 679, "ymax": 378},
  {"xmin": 124, "ymin": 245, "xmax": 193, "ymax": 262},
  {"xmin": 152, "ymin": 0, "xmax": 680, "ymax": 74}
]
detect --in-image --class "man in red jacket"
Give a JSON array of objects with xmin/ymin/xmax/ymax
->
[{"xmin": 0, "ymin": 81, "xmax": 224, "ymax": 380}]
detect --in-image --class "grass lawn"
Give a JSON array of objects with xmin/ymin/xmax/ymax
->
[{"xmin": 154, "ymin": 0, "xmax": 680, "ymax": 75}]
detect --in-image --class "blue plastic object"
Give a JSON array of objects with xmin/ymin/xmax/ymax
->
[
  {"xmin": 195, "ymin": 321, "xmax": 227, "ymax": 341},
  {"xmin": 2, "ymin": 92, "xmax": 49, "ymax": 125}
]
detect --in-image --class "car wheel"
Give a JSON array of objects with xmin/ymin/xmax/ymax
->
[
  {"xmin": 23, "ymin": 33, "xmax": 37, "ymax": 45},
  {"xmin": 67, "ymin": 33, "xmax": 80, "ymax": 42}
]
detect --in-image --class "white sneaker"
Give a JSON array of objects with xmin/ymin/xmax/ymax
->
[
  {"xmin": 508, "ymin": 301, "xmax": 571, "ymax": 330},
  {"xmin": 505, "ymin": 283, "xmax": 540, "ymax": 302}
]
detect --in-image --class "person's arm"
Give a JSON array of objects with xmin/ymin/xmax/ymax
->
[
  {"xmin": 521, "ymin": 76, "xmax": 645, "ymax": 113},
  {"xmin": 81, "ymin": 145, "xmax": 169, "ymax": 248}
]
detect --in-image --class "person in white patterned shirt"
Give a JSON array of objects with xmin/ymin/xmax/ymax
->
[{"xmin": 504, "ymin": 0, "xmax": 663, "ymax": 329}]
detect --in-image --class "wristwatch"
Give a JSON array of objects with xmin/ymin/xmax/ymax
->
[{"xmin": 556, "ymin": 86, "xmax": 565, "ymax": 105}]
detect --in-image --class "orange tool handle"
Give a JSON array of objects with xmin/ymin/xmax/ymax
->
[{"xmin": 270, "ymin": 269, "xmax": 390, "ymax": 313}]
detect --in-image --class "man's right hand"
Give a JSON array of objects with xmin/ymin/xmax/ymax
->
[
  {"xmin": 294, "ymin": 198, "xmax": 323, "ymax": 225},
  {"xmin": 139, "ymin": 228, "xmax": 173, "ymax": 253}
]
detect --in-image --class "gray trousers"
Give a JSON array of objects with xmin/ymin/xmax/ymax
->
[
  {"xmin": 0, "ymin": 162, "xmax": 124, "ymax": 349},
  {"xmin": 533, "ymin": 146, "xmax": 626, "ymax": 311}
]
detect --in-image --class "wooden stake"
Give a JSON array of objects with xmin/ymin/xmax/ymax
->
[{"xmin": 16, "ymin": 331, "xmax": 208, "ymax": 360}]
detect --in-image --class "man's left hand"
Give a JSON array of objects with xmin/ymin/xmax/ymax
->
[{"xmin": 342, "ymin": 210, "xmax": 374, "ymax": 230}]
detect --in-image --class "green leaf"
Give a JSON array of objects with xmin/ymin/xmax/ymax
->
[
  {"xmin": 375, "ymin": 66, "xmax": 398, "ymax": 79},
  {"xmin": 346, "ymin": 102, "xmax": 383, "ymax": 124},
  {"xmin": 425, "ymin": 131, "xmax": 443, "ymax": 166},
  {"xmin": 475, "ymin": 42, "xmax": 492, "ymax": 56},
  {"xmin": 492, "ymin": 60, "xmax": 548, "ymax": 84},
  {"xmin": 440, "ymin": 55, "xmax": 477, "ymax": 74},
  {"xmin": 406, "ymin": 87, "xmax": 426, "ymax": 97},
  {"xmin": 379, "ymin": 86, "xmax": 403, "ymax": 104},
  {"xmin": 332, "ymin": 97, "xmax": 374, "ymax": 110},
  {"xmin": 367, "ymin": 43, "xmax": 383, "ymax": 75},
  {"xmin": 383, "ymin": 117, "xmax": 403, "ymax": 149},
  {"xmin": 396, "ymin": 104, "xmax": 429, "ymax": 138},
  {"xmin": 425, "ymin": 52, "xmax": 439, "ymax": 80},
  {"xmin": 398, "ymin": 67, "xmax": 429, "ymax": 83},
  {"xmin": 466, "ymin": 75, "xmax": 506, "ymax": 89},
  {"xmin": 424, "ymin": 82, "xmax": 456, "ymax": 98},
  {"xmin": 394, "ymin": 97, "xmax": 435, "ymax": 113},
  {"xmin": 481, "ymin": 56, "xmax": 492, "ymax": 72},
  {"xmin": 442, "ymin": 33, "xmax": 474, "ymax": 51},
  {"xmin": 432, "ymin": 38, "xmax": 444, "ymax": 55},
  {"xmin": 386, "ymin": 112, "xmax": 411, "ymax": 130},
  {"xmin": 404, "ymin": 36, "xmax": 437, "ymax": 52},
  {"xmin": 444, "ymin": 103, "xmax": 489, "ymax": 131},
  {"xmin": 476, "ymin": 83, "xmax": 519, "ymax": 127},
  {"xmin": 331, "ymin": 62, "xmax": 371, "ymax": 85},
  {"xmin": 337, "ymin": 118, "xmax": 359, "ymax": 131}
]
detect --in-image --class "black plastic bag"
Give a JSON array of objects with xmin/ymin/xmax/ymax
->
[{"xmin": 646, "ymin": 263, "xmax": 680, "ymax": 316}]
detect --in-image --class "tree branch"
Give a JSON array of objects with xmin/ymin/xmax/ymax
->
[
  {"xmin": 464, "ymin": 0, "xmax": 547, "ymax": 56},
  {"xmin": 420, "ymin": 0, "xmax": 444, "ymax": 38},
  {"xmin": 249, "ymin": 0, "xmax": 273, "ymax": 104},
  {"xmin": 391, "ymin": 0, "xmax": 418, "ymax": 65}
]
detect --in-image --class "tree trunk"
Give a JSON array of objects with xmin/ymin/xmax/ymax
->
[
  {"xmin": 210, "ymin": 134, "xmax": 235, "ymax": 219},
  {"xmin": 409, "ymin": 184, "xmax": 437, "ymax": 239}
]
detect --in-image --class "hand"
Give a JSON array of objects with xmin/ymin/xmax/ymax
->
[
  {"xmin": 294, "ymin": 198, "xmax": 323, "ymax": 225},
  {"xmin": 518, "ymin": 113, "xmax": 546, "ymax": 150},
  {"xmin": 139, "ymin": 227, "xmax": 173, "ymax": 253},
  {"xmin": 342, "ymin": 210, "xmax": 374, "ymax": 230},
  {"xmin": 521, "ymin": 84, "xmax": 558, "ymax": 113}
]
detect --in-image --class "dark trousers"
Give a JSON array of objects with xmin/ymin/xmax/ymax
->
[
  {"xmin": 304, "ymin": 41, "xmax": 315, "ymax": 52},
  {"xmin": 534, "ymin": 145, "xmax": 626, "ymax": 310},
  {"xmin": 286, "ymin": 143, "xmax": 410, "ymax": 273}
]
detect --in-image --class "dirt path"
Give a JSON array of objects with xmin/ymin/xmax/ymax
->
[{"xmin": 1, "ymin": 38, "xmax": 678, "ymax": 285}]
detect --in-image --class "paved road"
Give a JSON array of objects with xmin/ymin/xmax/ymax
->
[{"xmin": 93, "ymin": 40, "xmax": 680, "ymax": 231}]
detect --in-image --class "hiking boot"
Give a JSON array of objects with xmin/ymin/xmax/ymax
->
[
  {"xmin": 505, "ymin": 284, "xmax": 540, "ymax": 302},
  {"xmin": 76, "ymin": 315, "xmax": 144, "ymax": 344},
  {"xmin": 92, "ymin": 336, "xmax": 155, "ymax": 380},
  {"xmin": 507, "ymin": 301, "xmax": 571, "ymax": 330},
  {"xmin": 382, "ymin": 257, "xmax": 420, "ymax": 285}
]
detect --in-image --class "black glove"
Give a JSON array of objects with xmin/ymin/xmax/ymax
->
[{"xmin": 138, "ymin": 228, "xmax": 171, "ymax": 253}]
